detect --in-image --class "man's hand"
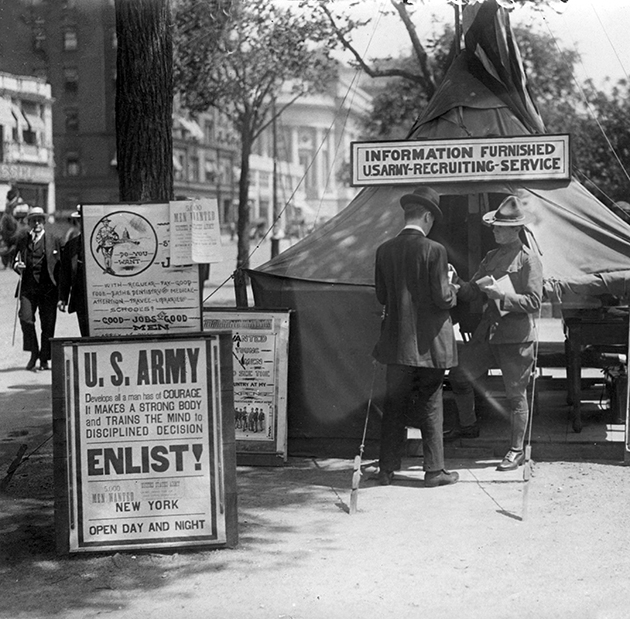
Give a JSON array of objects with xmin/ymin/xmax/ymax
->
[
  {"xmin": 478, "ymin": 278, "xmax": 504, "ymax": 300},
  {"xmin": 57, "ymin": 301, "xmax": 67, "ymax": 312},
  {"xmin": 13, "ymin": 260, "xmax": 25, "ymax": 274}
]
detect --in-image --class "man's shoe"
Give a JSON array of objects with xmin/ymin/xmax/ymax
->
[
  {"xmin": 377, "ymin": 470, "xmax": 394, "ymax": 486},
  {"xmin": 38, "ymin": 361, "xmax": 50, "ymax": 371},
  {"xmin": 425, "ymin": 469, "xmax": 459, "ymax": 488},
  {"xmin": 443, "ymin": 424, "xmax": 480, "ymax": 440},
  {"xmin": 26, "ymin": 352, "xmax": 38, "ymax": 371},
  {"xmin": 496, "ymin": 450, "xmax": 525, "ymax": 472}
]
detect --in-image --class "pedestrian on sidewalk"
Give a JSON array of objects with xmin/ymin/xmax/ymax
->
[
  {"xmin": 446, "ymin": 195, "xmax": 543, "ymax": 471},
  {"xmin": 58, "ymin": 208, "xmax": 88, "ymax": 336},
  {"xmin": 372, "ymin": 187, "xmax": 460, "ymax": 488},
  {"xmin": 13, "ymin": 206, "xmax": 62, "ymax": 371},
  {"xmin": 0, "ymin": 187, "xmax": 28, "ymax": 269}
]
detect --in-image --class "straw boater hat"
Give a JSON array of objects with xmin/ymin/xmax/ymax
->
[
  {"xmin": 482, "ymin": 195, "xmax": 532, "ymax": 227},
  {"xmin": 399, "ymin": 187, "xmax": 443, "ymax": 223},
  {"xmin": 27, "ymin": 206, "xmax": 46, "ymax": 221}
]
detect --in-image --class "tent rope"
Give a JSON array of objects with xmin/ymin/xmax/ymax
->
[
  {"xmin": 242, "ymin": 1, "xmax": 387, "ymax": 264},
  {"xmin": 542, "ymin": 14, "xmax": 630, "ymax": 186}
]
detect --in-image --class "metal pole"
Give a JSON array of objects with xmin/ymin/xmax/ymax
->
[
  {"xmin": 454, "ymin": 1, "xmax": 462, "ymax": 55},
  {"xmin": 271, "ymin": 100, "xmax": 280, "ymax": 259}
]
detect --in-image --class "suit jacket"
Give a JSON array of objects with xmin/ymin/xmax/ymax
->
[
  {"xmin": 458, "ymin": 240, "xmax": 543, "ymax": 345},
  {"xmin": 58, "ymin": 233, "xmax": 86, "ymax": 315},
  {"xmin": 372, "ymin": 229, "xmax": 458, "ymax": 368},
  {"xmin": 13, "ymin": 225, "xmax": 62, "ymax": 292}
]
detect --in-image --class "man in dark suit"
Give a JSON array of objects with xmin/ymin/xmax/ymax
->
[
  {"xmin": 13, "ymin": 207, "xmax": 62, "ymax": 371},
  {"xmin": 58, "ymin": 209, "xmax": 88, "ymax": 336},
  {"xmin": 373, "ymin": 187, "xmax": 460, "ymax": 487}
]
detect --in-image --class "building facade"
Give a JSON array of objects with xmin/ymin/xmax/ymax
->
[
  {"xmin": 0, "ymin": 71, "xmax": 54, "ymax": 211},
  {"xmin": 0, "ymin": 0, "xmax": 238, "ymax": 219},
  {"xmin": 249, "ymin": 68, "xmax": 372, "ymax": 232},
  {"xmin": 0, "ymin": 0, "xmax": 371, "ymax": 232}
]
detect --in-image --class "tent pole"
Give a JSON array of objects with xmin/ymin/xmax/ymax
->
[
  {"xmin": 454, "ymin": 1, "xmax": 462, "ymax": 55},
  {"xmin": 234, "ymin": 269, "xmax": 249, "ymax": 307}
]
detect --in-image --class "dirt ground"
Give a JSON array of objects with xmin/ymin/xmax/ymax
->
[{"xmin": 2, "ymin": 445, "xmax": 630, "ymax": 619}]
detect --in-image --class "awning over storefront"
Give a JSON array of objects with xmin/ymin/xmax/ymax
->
[
  {"xmin": 23, "ymin": 111, "xmax": 45, "ymax": 132},
  {"xmin": 11, "ymin": 103, "xmax": 28, "ymax": 129},
  {"xmin": 0, "ymin": 98, "xmax": 15, "ymax": 127}
]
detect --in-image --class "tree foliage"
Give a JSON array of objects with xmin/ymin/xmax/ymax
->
[
  {"xmin": 314, "ymin": 0, "xmax": 630, "ymax": 206},
  {"xmin": 173, "ymin": 0, "xmax": 337, "ymax": 277}
]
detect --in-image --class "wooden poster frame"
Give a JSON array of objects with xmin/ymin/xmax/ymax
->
[
  {"xmin": 203, "ymin": 308, "xmax": 290, "ymax": 466},
  {"xmin": 52, "ymin": 332, "xmax": 237, "ymax": 554}
]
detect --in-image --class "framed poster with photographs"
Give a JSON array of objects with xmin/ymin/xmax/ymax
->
[
  {"xmin": 203, "ymin": 308, "xmax": 290, "ymax": 466},
  {"xmin": 52, "ymin": 333, "xmax": 237, "ymax": 554}
]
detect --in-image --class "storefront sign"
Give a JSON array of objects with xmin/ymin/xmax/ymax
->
[
  {"xmin": 82, "ymin": 203, "xmax": 202, "ymax": 337},
  {"xmin": 53, "ymin": 334, "xmax": 237, "ymax": 553},
  {"xmin": 351, "ymin": 135, "xmax": 571, "ymax": 186},
  {"xmin": 203, "ymin": 309, "xmax": 290, "ymax": 465},
  {"xmin": 0, "ymin": 162, "xmax": 54, "ymax": 184}
]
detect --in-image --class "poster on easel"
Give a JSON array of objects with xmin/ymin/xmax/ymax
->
[
  {"xmin": 52, "ymin": 333, "xmax": 237, "ymax": 554},
  {"xmin": 203, "ymin": 308, "xmax": 290, "ymax": 466},
  {"xmin": 81, "ymin": 202, "xmax": 202, "ymax": 337}
]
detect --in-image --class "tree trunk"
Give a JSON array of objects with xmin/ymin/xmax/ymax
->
[
  {"xmin": 236, "ymin": 132, "xmax": 252, "ymax": 271},
  {"xmin": 115, "ymin": 0, "xmax": 174, "ymax": 202}
]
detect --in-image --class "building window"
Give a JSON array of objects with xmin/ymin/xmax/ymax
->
[
  {"xmin": 65, "ymin": 108, "xmax": 79, "ymax": 131},
  {"xmin": 173, "ymin": 152, "xmax": 185, "ymax": 180},
  {"xmin": 204, "ymin": 158, "xmax": 216, "ymax": 183},
  {"xmin": 204, "ymin": 120, "xmax": 214, "ymax": 143},
  {"xmin": 63, "ymin": 29, "xmax": 78, "ymax": 51},
  {"xmin": 189, "ymin": 156, "xmax": 200, "ymax": 182},
  {"xmin": 64, "ymin": 68, "xmax": 78, "ymax": 94},
  {"xmin": 66, "ymin": 152, "xmax": 81, "ymax": 176},
  {"xmin": 22, "ymin": 128, "xmax": 36, "ymax": 146}
]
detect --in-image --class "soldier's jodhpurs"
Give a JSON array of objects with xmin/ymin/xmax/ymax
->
[{"xmin": 449, "ymin": 341, "xmax": 535, "ymax": 451}]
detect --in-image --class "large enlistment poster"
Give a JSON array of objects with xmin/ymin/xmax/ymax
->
[
  {"xmin": 81, "ymin": 203, "xmax": 202, "ymax": 337},
  {"xmin": 203, "ymin": 309, "xmax": 290, "ymax": 465},
  {"xmin": 52, "ymin": 334, "xmax": 237, "ymax": 554}
]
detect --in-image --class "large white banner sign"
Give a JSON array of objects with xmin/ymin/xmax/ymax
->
[{"xmin": 351, "ymin": 135, "xmax": 571, "ymax": 186}]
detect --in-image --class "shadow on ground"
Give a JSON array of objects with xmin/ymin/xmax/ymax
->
[{"xmin": 0, "ymin": 456, "xmax": 362, "ymax": 618}]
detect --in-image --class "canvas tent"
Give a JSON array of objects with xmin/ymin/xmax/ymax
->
[{"xmin": 246, "ymin": 1, "xmax": 630, "ymax": 454}]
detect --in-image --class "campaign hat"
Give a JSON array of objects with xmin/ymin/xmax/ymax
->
[
  {"xmin": 482, "ymin": 195, "xmax": 532, "ymax": 227},
  {"xmin": 399, "ymin": 187, "xmax": 443, "ymax": 223}
]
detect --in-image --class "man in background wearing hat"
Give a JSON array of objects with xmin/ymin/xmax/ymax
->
[
  {"xmin": 446, "ymin": 195, "xmax": 543, "ymax": 471},
  {"xmin": 13, "ymin": 206, "xmax": 62, "ymax": 371},
  {"xmin": 58, "ymin": 207, "xmax": 88, "ymax": 336},
  {"xmin": 372, "ymin": 186, "xmax": 460, "ymax": 488}
]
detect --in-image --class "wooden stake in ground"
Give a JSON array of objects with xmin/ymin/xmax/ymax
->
[
  {"xmin": 349, "ymin": 361, "xmax": 377, "ymax": 515},
  {"xmin": 521, "ymin": 444, "xmax": 532, "ymax": 521},
  {"xmin": 349, "ymin": 455, "xmax": 362, "ymax": 514}
]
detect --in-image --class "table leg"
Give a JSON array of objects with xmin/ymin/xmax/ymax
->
[{"xmin": 567, "ymin": 338, "xmax": 582, "ymax": 433}]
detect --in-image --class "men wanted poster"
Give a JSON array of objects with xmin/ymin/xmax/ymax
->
[
  {"xmin": 52, "ymin": 334, "xmax": 237, "ymax": 553},
  {"xmin": 82, "ymin": 203, "xmax": 202, "ymax": 337}
]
